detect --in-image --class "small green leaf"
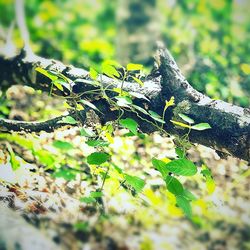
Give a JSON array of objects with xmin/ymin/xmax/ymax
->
[
  {"xmin": 119, "ymin": 118, "xmax": 138, "ymax": 135},
  {"xmin": 152, "ymin": 158, "xmax": 169, "ymax": 178},
  {"xmin": 54, "ymin": 169, "xmax": 76, "ymax": 181},
  {"xmin": 164, "ymin": 96, "xmax": 175, "ymax": 111},
  {"xmin": 165, "ymin": 159, "xmax": 197, "ymax": 176},
  {"xmin": 79, "ymin": 127, "xmax": 96, "ymax": 137},
  {"xmin": 112, "ymin": 163, "xmax": 123, "ymax": 174},
  {"xmin": 206, "ymin": 177, "xmax": 216, "ymax": 194},
  {"xmin": 53, "ymin": 140, "xmax": 74, "ymax": 150},
  {"xmin": 132, "ymin": 105, "xmax": 149, "ymax": 116},
  {"xmin": 191, "ymin": 123, "xmax": 211, "ymax": 130},
  {"xmin": 35, "ymin": 149, "xmax": 55, "ymax": 167},
  {"xmin": 89, "ymin": 67, "xmax": 98, "ymax": 80},
  {"xmin": 102, "ymin": 63, "xmax": 119, "ymax": 78},
  {"xmin": 53, "ymin": 79, "xmax": 71, "ymax": 91},
  {"xmin": 86, "ymin": 140, "xmax": 109, "ymax": 147},
  {"xmin": 129, "ymin": 91, "xmax": 149, "ymax": 101},
  {"xmin": 103, "ymin": 59, "xmax": 122, "ymax": 68},
  {"xmin": 126, "ymin": 63, "xmax": 143, "ymax": 71},
  {"xmin": 74, "ymin": 222, "xmax": 89, "ymax": 232},
  {"xmin": 6, "ymin": 144, "xmax": 20, "ymax": 171},
  {"xmin": 112, "ymin": 88, "xmax": 129, "ymax": 95},
  {"xmin": 90, "ymin": 191, "xmax": 103, "ymax": 198},
  {"xmin": 80, "ymin": 197, "xmax": 96, "ymax": 203},
  {"xmin": 124, "ymin": 174, "xmax": 145, "ymax": 193},
  {"xmin": 79, "ymin": 99, "xmax": 101, "ymax": 112},
  {"xmin": 178, "ymin": 113, "xmax": 195, "ymax": 124},
  {"xmin": 35, "ymin": 67, "xmax": 58, "ymax": 81},
  {"xmin": 201, "ymin": 168, "xmax": 211, "ymax": 177},
  {"xmin": 52, "ymin": 80, "xmax": 63, "ymax": 91},
  {"xmin": 149, "ymin": 110, "xmax": 165, "ymax": 123},
  {"xmin": 175, "ymin": 147, "xmax": 185, "ymax": 158},
  {"xmin": 115, "ymin": 96, "xmax": 132, "ymax": 107},
  {"xmin": 201, "ymin": 165, "xmax": 215, "ymax": 194},
  {"xmin": 176, "ymin": 195, "xmax": 192, "ymax": 217},
  {"xmin": 183, "ymin": 189, "xmax": 197, "ymax": 201},
  {"xmin": 132, "ymin": 76, "xmax": 144, "ymax": 86},
  {"xmin": 0, "ymin": 134, "xmax": 33, "ymax": 150},
  {"xmin": 165, "ymin": 176, "xmax": 184, "ymax": 195},
  {"xmin": 57, "ymin": 116, "xmax": 78, "ymax": 125},
  {"xmin": 170, "ymin": 120, "xmax": 192, "ymax": 129},
  {"xmin": 87, "ymin": 152, "xmax": 110, "ymax": 165}
]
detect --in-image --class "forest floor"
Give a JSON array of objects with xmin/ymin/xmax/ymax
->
[{"xmin": 0, "ymin": 86, "xmax": 249, "ymax": 250}]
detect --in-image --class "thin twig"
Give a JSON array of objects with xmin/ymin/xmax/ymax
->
[{"xmin": 0, "ymin": 111, "xmax": 86, "ymax": 133}]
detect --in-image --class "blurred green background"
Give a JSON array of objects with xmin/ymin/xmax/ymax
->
[
  {"xmin": 0, "ymin": 0, "xmax": 249, "ymax": 106},
  {"xmin": 0, "ymin": 1, "xmax": 250, "ymax": 250}
]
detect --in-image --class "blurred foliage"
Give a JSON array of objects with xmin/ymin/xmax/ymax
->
[
  {"xmin": 0, "ymin": 1, "xmax": 250, "ymax": 248},
  {"xmin": 0, "ymin": 0, "xmax": 249, "ymax": 106}
]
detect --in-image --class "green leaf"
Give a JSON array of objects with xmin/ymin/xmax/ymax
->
[
  {"xmin": 53, "ymin": 79, "xmax": 71, "ymax": 91},
  {"xmin": 126, "ymin": 63, "xmax": 143, "ymax": 71},
  {"xmin": 176, "ymin": 195, "xmax": 192, "ymax": 217},
  {"xmin": 164, "ymin": 96, "xmax": 175, "ymax": 111},
  {"xmin": 57, "ymin": 116, "xmax": 78, "ymax": 125},
  {"xmin": 89, "ymin": 67, "xmax": 98, "ymax": 80},
  {"xmin": 112, "ymin": 88, "xmax": 129, "ymax": 95},
  {"xmin": 102, "ymin": 63, "xmax": 119, "ymax": 78},
  {"xmin": 52, "ymin": 80, "xmax": 63, "ymax": 91},
  {"xmin": 103, "ymin": 59, "xmax": 122, "ymax": 68},
  {"xmin": 79, "ymin": 99, "xmax": 101, "ymax": 112},
  {"xmin": 132, "ymin": 76, "xmax": 144, "ymax": 86},
  {"xmin": 10, "ymin": 154, "xmax": 20, "ymax": 171},
  {"xmin": 86, "ymin": 140, "xmax": 109, "ymax": 147},
  {"xmin": 170, "ymin": 120, "xmax": 192, "ymax": 129},
  {"xmin": 119, "ymin": 118, "xmax": 138, "ymax": 135},
  {"xmin": 165, "ymin": 159, "xmax": 197, "ymax": 176},
  {"xmin": 87, "ymin": 152, "xmax": 110, "ymax": 165},
  {"xmin": 79, "ymin": 127, "xmax": 95, "ymax": 137},
  {"xmin": 74, "ymin": 222, "xmax": 89, "ymax": 232},
  {"xmin": 115, "ymin": 96, "xmax": 132, "ymax": 107},
  {"xmin": 90, "ymin": 191, "xmax": 103, "ymax": 198},
  {"xmin": 129, "ymin": 91, "xmax": 149, "ymax": 101},
  {"xmin": 54, "ymin": 169, "xmax": 76, "ymax": 181},
  {"xmin": 0, "ymin": 134, "xmax": 33, "ymax": 150},
  {"xmin": 183, "ymin": 189, "xmax": 197, "ymax": 201},
  {"xmin": 53, "ymin": 140, "xmax": 74, "ymax": 150},
  {"xmin": 132, "ymin": 105, "xmax": 149, "ymax": 116},
  {"xmin": 201, "ymin": 169, "xmax": 211, "ymax": 177},
  {"xmin": 191, "ymin": 123, "xmax": 211, "ymax": 130},
  {"xmin": 148, "ymin": 110, "xmax": 165, "ymax": 123},
  {"xmin": 206, "ymin": 177, "xmax": 216, "ymax": 194},
  {"xmin": 201, "ymin": 165, "xmax": 215, "ymax": 194},
  {"xmin": 152, "ymin": 158, "xmax": 169, "ymax": 178},
  {"xmin": 165, "ymin": 176, "xmax": 184, "ymax": 195},
  {"xmin": 175, "ymin": 147, "xmax": 185, "ymax": 158},
  {"xmin": 6, "ymin": 144, "xmax": 20, "ymax": 171},
  {"xmin": 35, "ymin": 67, "xmax": 58, "ymax": 81},
  {"xmin": 35, "ymin": 149, "xmax": 55, "ymax": 167},
  {"xmin": 112, "ymin": 163, "xmax": 123, "ymax": 174},
  {"xmin": 124, "ymin": 174, "xmax": 145, "ymax": 193},
  {"xmin": 178, "ymin": 113, "xmax": 195, "ymax": 124},
  {"xmin": 80, "ymin": 197, "xmax": 96, "ymax": 203}
]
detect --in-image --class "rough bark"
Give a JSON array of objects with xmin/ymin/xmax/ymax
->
[
  {"xmin": 0, "ymin": 112, "xmax": 84, "ymax": 133},
  {"xmin": 0, "ymin": 48, "xmax": 249, "ymax": 162}
]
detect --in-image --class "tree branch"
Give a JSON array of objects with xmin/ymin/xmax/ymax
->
[
  {"xmin": 0, "ymin": 111, "xmax": 86, "ymax": 133},
  {"xmin": 0, "ymin": 46, "xmax": 249, "ymax": 162}
]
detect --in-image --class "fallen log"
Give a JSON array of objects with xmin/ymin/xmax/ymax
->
[{"xmin": 0, "ymin": 46, "xmax": 249, "ymax": 161}]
